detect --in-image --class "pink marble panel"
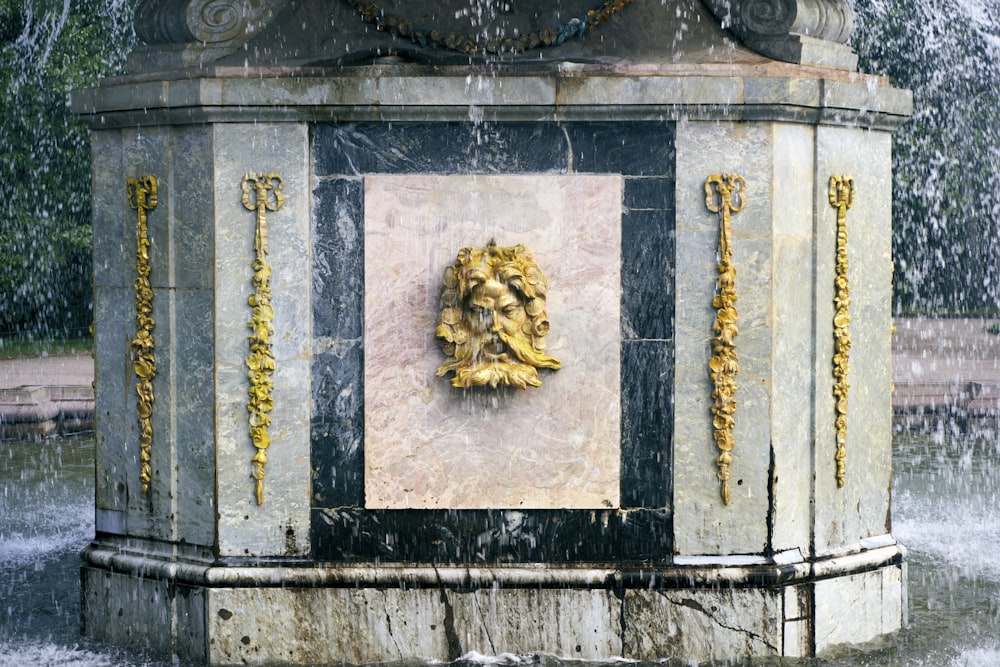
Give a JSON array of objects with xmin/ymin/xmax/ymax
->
[{"xmin": 364, "ymin": 174, "xmax": 621, "ymax": 509}]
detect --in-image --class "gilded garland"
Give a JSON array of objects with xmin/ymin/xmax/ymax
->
[
  {"xmin": 829, "ymin": 175, "xmax": 855, "ymax": 489},
  {"xmin": 436, "ymin": 240, "xmax": 561, "ymax": 390},
  {"xmin": 242, "ymin": 173, "xmax": 284, "ymax": 506},
  {"xmin": 343, "ymin": 0, "xmax": 635, "ymax": 56},
  {"xmin": 705, "ymin": 173, "xmax": 745, "ymax": 506},
  {"xmin": 128, "ymin": 176, "xmax": 158, "ymax": 494}
]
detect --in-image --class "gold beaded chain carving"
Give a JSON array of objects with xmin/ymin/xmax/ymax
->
[
  {"xmin": 127, "ymin": 176, "xmax": 158, "ymax": 494},
  {"xmin": 343, "ymin": 0, "xmax": 635, "ymax": 56},
  {"xmin": 705, "ymin": 173, "xmax": 745, "ymax": 506},
  {"xmin": 242, "ymin": 173, "xmax": 284, "ymax": 506},
  {"xmin": 829, "ymin": 175, "xmax": 855, "ymax": 489}
]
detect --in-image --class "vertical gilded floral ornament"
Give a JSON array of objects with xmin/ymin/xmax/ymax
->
[
  {"xmin": 829, "ymin": 175, "xmax": 855, "ymax": 488},
  {"xmin": 242, "ymin": 173, "xmax": 284, "ymax": 506},
  {"xmin": 127, "ymin": 176, "xmax": 158, "ymax": 494},
  {"xmin": 705, "ymin": 173, "xmax": 745, "ymax": 505}
]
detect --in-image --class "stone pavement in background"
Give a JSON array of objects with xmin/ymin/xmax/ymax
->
[
  {"xmin": 892, "ymin": 317, "xmax": 1000, "ymax": 417},
  {"xmin": 0, "ymin": 352, "xmax": 94, "ymax": 388},
  {"xmin": 0, "ymin": 318, "xmax": 997, "ymax": 435},
  {"xmin": 0, "ymin": 352, "xmax": 94, "ymax": 437}
]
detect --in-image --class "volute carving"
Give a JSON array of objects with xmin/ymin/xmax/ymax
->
[
  {"xmin": 702, "ymin": 0, "xmax": 853, "ymax": 42},
  {"xmin": 134, "ymin": 0, "xmax": 287, "ymax": 45},
  {"xmin": 701, "ymin": 0, "xmax": 854, "ymax": 65}
]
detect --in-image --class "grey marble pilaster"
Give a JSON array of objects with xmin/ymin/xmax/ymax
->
[
  {"xmin": 673, "ymin": 120, "xmax": 773, "ymax": 556},
  {"xmin": 768, "ymin": 122, "xmax": 816, "ymax": 553},
  {"xmin": 213, "ymin": 122, "xmax": 312, "ymax": 558},
  {"xmin": 812, "ymin": 126, "xmax": 893, "ymax": 554}
]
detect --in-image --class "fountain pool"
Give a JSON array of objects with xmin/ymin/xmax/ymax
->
[{"xmin": 1, "ymin": 425, "xmax": 997, "ymax": 667}]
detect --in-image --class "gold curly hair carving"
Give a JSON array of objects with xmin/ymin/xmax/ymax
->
[
  {"xmin": 705, "ymin": 173, "xmax": 745, "ymax": 506},
  {"xmin": 436, "ymin": 240, "xmax": 561, "ymax": 390}
]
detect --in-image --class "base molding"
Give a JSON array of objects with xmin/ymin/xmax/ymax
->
[{"xmin": 81, "ymin": 540, "xmax": 905, "ymax": 664}]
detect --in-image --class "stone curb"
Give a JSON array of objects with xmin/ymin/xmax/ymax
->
[{"xmin": 0, "ymin": 383, "xmax": 95, "ymax": 439}]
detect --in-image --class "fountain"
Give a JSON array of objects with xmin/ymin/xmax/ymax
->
[{"xmin": 67, "ymin": 0, "xmax": 912, "ymax": 663}]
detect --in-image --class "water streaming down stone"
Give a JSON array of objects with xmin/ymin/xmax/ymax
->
[{"xmin": 65, "ymin": 0, "xmax": 915, "ymax": 663}]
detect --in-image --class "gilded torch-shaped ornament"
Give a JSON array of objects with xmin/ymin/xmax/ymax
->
[
  {"xmin": 705, "ymin": 173, "xmax": 745, "ymax": 506},
  {"xmin": 242, "ymin": 173, "xmax": 284, "ymax": 506},
  {"xmin": 829, "ymin": 175, "xmax": 855, "ymax": 488},
  {"xmin": 127, "ymin": 176, "xmax": 158, "ymax": 494}
]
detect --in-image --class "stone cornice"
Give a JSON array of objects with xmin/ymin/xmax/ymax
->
[{"xmin": 71, "ymin": 64, "xmax": 914, "ymax": 132}]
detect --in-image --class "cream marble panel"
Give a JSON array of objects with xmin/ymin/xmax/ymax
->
[{"xmin": 364, "ymin": 174, "xmax": 622, "ymax": 509}]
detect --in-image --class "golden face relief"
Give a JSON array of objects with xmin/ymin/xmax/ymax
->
[{"xmin": 436, "ymin": 241, "xmax": 561, "ymax": 389}]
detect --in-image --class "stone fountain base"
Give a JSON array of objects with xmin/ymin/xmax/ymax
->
[
  {"xmin": 73, "ymin": 1, "xmax": 911, "ymax": 661},
  {"xmin": 82, "ymin": 539, "xmax": 904, "ymax": 663}
]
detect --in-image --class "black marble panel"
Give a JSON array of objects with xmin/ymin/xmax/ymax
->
[
  {"xmin": 313, "ymin": 178, "xmax": 364, "ymax": 340},
  {"xmin": 313, "ymin": 123, "xmax": 570, "ymax": 177},
  {"xmin": 311, "ymin": 120, "xmax": 677, "ymax": 563},
  {"xmin": 624, "ymin": 176, "xmax": 676, "ymax": 211},
  {"xmin": 313, "ymin": 507, "xmax": 672, "ymax": 564},
  {"xmin": 311, "ymin": 344, "xmax": 365, "ymax": 506},
  {"xmin": 620, "ymin": 340, "xmax": 673, "ymax": 509},
  {"xmin": 621, "ymin": 206, "xmax": 674, "ymax": 341},
  {"xmin": 563, "ymin": 123, "xmax": 676, "ymax": 176}
]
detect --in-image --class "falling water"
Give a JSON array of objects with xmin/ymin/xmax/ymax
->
[
  {"xmin": 0, "ymin": 0, "xmax": 135, "ymax": 345},
  {"xmin": 850, "ymin": 0, "xmax": 1000, "ymax": 314},
  {"xmin": 4, "ymin": 0, "xmax": 1000, "ymax": 664}
]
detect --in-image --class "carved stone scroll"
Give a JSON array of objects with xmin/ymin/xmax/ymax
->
[
  {"xmin": 242, "ymin": 173, "xmax": 283, "ymax": 506},
  {"xmin": 829, "ymin": 174, "xmax": 854, "ymax": 489},
  {"xmin": 134, "ymin": 0, "xmax": 288, "ymax": 45},
  {"xmin": 701, "ymin": 0, "xmax": 855, "ymax": 66},
  {"xmin": 705, "ymin": 173, "xmax": 745, "ymax": 506},
  {"xmin": 435, "ymin": 240, "xmax": 561, "ymax": 390},
  {"xmin": 127, "ymin": 176, "xmax": 158, "ymax": 495}
]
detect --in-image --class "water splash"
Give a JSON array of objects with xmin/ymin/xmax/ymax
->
[
  {"xmin": 0, "ymin": 0, "xmax": 135, "ymax": 343},
  {"xmin": 850, "ymin": 0, "xmax": 1000, "ymax": 314}
]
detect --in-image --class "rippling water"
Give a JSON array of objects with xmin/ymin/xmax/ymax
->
[{"xmin": 1, "ymin": 428, "xmax": 998, "ymax": 666}]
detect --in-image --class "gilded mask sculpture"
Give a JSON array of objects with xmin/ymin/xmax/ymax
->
[{"xmin": 436, "ymin": 241, "xmax": 561, "ymax": 389}]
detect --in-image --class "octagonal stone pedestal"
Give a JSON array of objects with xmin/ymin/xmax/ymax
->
[{"xmin": 73, "ymin": 1, "xmax": 911, "ymax": 663}]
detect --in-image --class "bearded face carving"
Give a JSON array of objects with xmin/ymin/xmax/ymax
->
[{"xmin": 436, "ymin": 241, "xmax": 561, "ymax": 389}]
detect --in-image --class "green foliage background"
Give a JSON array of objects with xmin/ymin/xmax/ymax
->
[{"xmin": 0, "ymin": 0, "xmax": 134, "ymax": 340}]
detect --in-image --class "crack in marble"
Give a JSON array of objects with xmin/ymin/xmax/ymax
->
[
  {"xmin": 663, "ymin": 593, "xmax": 779, "ymax": 653},
  {"xmin": 380, "ymin": 589, "xmax": 404, "ymax": 657},
  {"xmin": 472, "ymin": 591, "xmax": 498, "ymax": 654}
]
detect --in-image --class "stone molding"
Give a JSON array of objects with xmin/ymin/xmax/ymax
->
[
  {"xmin": 71, "ymin": 68, "xmax": 914, "ymax": 132},
  {"xmin": 701, "ymin": 0, "xmax": 857, "ymax": 67},
  {"xmin": 82, "ymin": 536, "xmax": 905, "ymax": 588}
]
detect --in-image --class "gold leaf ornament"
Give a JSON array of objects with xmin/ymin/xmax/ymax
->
[
  {"xmin": 127, "ymin": 176, "xmax": 158, "ymax": 494},
  {"xmin": 705, "ymin": 173, "xmax": 745, "ymax": 506},
  {"xmin": 829, "ymin": 175, "xmax": 855, "ymax": 488},
  {"xmin": 242, "ymin": 173, "xmax": 284, "ymax": 505}
]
